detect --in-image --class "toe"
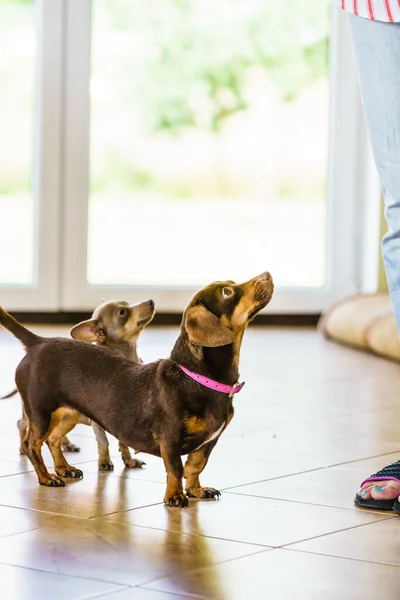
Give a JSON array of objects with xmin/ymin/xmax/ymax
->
[
  {"xmin": 165, "ymin": 494, "xmax": 188, "ymax": 508},
  {"xmin": 124, "ymin": 459, "xmax": 145, "ymax": 469},
  {"xmin": 370, "ymin": 481, "xmax": 400, "ymax": 501},
  {"xmin": 357, "ymin": 485, "xmax": 373, "ymax": 500},
  {"xmin": 63, "ymin": 444, "xmax": 81, "ymax": 453},
  {"xmin": 99, "ymin": 462, "xmax": 114, "ymax": 471}
]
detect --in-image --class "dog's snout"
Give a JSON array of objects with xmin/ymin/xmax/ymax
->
[
  {"xmin": 147, "ymin": 299, "xmax": 155, "ymax": 308},
  {"xmin": 259, "ymin": 272, "xmax": 272, "ymax": 282}
]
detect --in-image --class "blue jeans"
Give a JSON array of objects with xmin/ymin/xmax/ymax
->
[{"xmin": 348, "ymin": 14, "xmax": 400, "ymax": 332}]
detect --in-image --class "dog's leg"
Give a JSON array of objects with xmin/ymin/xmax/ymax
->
[
  {"xmin": 46, "ymin": 410, "xmax": 83, "ymax": 479},
  {"xmin": 47, "ymin": 437, "xmax": 83, "ymax": 479},
  {"xmin": 91, "ymin": 422, "xmax": 114, "ymax": 471},
  {"xmin": 21, "ymin": 419, "xmax": 65, "ymax": 487},
  {"xmin": 160, "ymin": 440, "xmax": 188, "ymax": 508},
  {"xmin": 61, "ymin": 415, "xmax": 90, "ymax": 453},
  {"xmin": 17, "ymin": 406, "xmax": 28, "ymax": 454},
  {"xmin": 17, "ymin": 405, "xmax": 80, "ymax": 457},
  {"xmin": 184, "ymin": 440, "xmax": 221, "ymax": 499},
  {"xmin": 118, "ymin": 443, "xmax": 145, "ymax": 469},
  {"xmin": 61, "ymin": 435, "xmax": 81, "ymax": 453}
]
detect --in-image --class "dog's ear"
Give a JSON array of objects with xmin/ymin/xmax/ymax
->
[
  {"xmin": 185, "ymin": 305, "xmax": 234, "ymax": 347},
  {"xmin": 69, "ymin": 319, "xmax": 106, "ymax": 343}
]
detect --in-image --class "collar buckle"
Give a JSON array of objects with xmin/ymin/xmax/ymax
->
[{"xmin": 229, "ymin": 381, "xmax": 245, "ymax": 397}]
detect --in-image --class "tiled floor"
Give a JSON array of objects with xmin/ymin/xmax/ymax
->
[{"xmin": 1, "ymin": 324, "xmax": 400, "ymax": 599}]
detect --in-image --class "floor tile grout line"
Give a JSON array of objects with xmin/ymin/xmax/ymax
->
[
  {"xmin": 277, "ymin": 515, "xmax": 396, "ymax": 550},
  {"xmin": 66, "ymin": 588, "xmax": 128, "ymax": 600},
  {"xmin": 0, "ymin": 526, "xmax": 42, "ymax": 541},
  {"xmin": 4, "ymin": 446, "xmax": 400, "ymax": 480},
  {"xmin": 139, "ymin": 522, "xmax": 400, "ymax": 593},
  {"xmin": 2, "ymin": 449, "xmax": 400, "ymax": 483},
  {"xmin": 222, "ymin": 489, "xmax": 396, "ymax": 513},
  {"xmin": 0, "ymin": 503, "xmax": 92, "ymax": 520},
  {"xmin": 139, "ymin": 587, "xmax": 207, "ymax": 600},
  {"xmin": 137, "ymin": 547, "xmax": 272, "ymax": 592},
  {"xmin": 76, "ymin": 587, "xmax": 132, "ymax": 600},
  {"xmin": 0, "ymin": 501, "xmax": 165, "ymax": 520},
  {"xmin": 97, "ymin": 513, "xmax": 395, "ymax": 553},
  {"xmin": 0, "ymin": 490, "xmax": 394, "ymax": 521},
  {"xmin": 89, "ymin": 585, "xmax": 196, "ymax": 600},
  {"xmin": 221, "ymin": 468, "xmax": 329, "ymax": 490},
  {"xmin": 87, "ymin": 502, "xmax": 164, "ymax": 519},
  {"xmin": 0, "ymin": 540, "xmax": 270, "ymax": 591},
  {"xmin": 76, "ymin": 471, "xmax": 167, "ymax": 486},
  {"xmin": 282, "ymin": 545, "xmax": 400, "ymax": 569},
  {"xmin": 222, "ymin": 448, "xmax": 400, "ymax": 491},
  {"xmin": 99, "ymin": 519, "xmax": 272, "ymax": 549},
  {"xmin": 0, "ymin": 559, "xmax": 135, "ymax": 588},
  {"xmin": 0, "ymin": 462, "xmax": 166, "ymax": 486},
  {"xmin": 0, "ymin": 469, "xmax": 35, "ymax": 480},
  {"xmin": 329, "ymin": 450, "xmax": 400, "ymax": 469}
]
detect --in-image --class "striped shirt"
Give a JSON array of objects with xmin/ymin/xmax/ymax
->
[{"xmin": 338, "ymin": 0, "xmax": 400, "ymax": 21}]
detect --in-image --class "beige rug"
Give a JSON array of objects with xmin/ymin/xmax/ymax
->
[{"xmin": 318, "ymin": 293, "xmax": 400, "ymax": 362}]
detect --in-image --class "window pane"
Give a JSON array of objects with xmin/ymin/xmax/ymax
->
[
  {"xmin": 88, "ymin": 0, "xmax": 329, "ymax": 287},
  {"xmin": 0, "ymin": 0, "xmax": 35, "ymax": 285}
]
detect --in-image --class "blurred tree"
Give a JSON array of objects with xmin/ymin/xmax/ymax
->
[
  {"xmin": 94, "ymin": 0, "xmax": 330, "ymax": 134},
  {"xmin": 12, "ymin": 0, "xmax": 330, "ymax": 135}
]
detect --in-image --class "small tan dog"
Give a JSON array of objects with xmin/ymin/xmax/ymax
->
[{"xmin": 17, "ymin": 299, "xmax": 155, "ymax": 471}]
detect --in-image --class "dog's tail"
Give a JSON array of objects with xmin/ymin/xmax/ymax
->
[
  {"xmin": 1, "ymin": 388, "xmax": 18, "ymax": 399},
  {"xmin": 0, "ymin": 307, "xmax": 42, "ymax": 349}
]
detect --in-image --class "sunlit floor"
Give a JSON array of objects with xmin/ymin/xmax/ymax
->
[{"xmin": 1, "ymin": 324, "xmax": 400, "ymax": 599}]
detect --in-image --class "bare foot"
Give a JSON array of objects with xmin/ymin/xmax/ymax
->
[{"xmin": 358, "ymin": 480, "xmax": 400, "ymax": 502}]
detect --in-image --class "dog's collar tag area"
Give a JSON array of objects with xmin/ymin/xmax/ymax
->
[
  {"xmin": 228, "ymin": 381, "xmax": 245, "ymax": 397},
  {"xmin": 179, "ymin": 365, "xmax": 245, "ymax": 397}
]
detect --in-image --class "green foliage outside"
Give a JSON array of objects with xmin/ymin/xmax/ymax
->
[
  {"xmin": 3, "ymin": 0, "xmax": 330, "ymax": 199},
  {"xmin": 95, "ymin": 0, "xmax": 330, "ymax": 135}
]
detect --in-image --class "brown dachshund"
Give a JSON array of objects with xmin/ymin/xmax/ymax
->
[{"xmin": 0, "ymin": 272, "xmax": 273, "ymax": 507}]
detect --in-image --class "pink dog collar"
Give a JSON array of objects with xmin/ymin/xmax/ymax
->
[{"xmin": 179, "ymin": 365, "xmax": 245, "ymax": 397}]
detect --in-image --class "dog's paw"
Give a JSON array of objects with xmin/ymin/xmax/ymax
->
[
  {"xmin": 123, "ymin": 458, "xmax": 145, "ymax": 469},
  {"xmin": 99, "ymin": 460, "xmax": 114, "ymax": 471},
  {"xmin": 39, "ymin": 474, "xmax": 65, "ymax": 487},
  {"xmin": 56, "ymin": 466, "xmax": 83, "ymax": 479},
  {"xmin": 164, "ymin": 493, "xmax": 189, "ymax": 508},
  {"xmin": 62, "ymin": 442, "xmax": 81, "ymax": 453},
  {"xmin": 186, "ymin": 486, "xmax": 221, "ymax": 499}
]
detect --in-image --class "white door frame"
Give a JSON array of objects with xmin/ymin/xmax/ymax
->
[
  {"xmin": 60, "ymin": 2, "xmax": 380, "ymax": 313},
  {"xmin": 1, "ymin": 0, "xmax": 64, "ymax": 311}
]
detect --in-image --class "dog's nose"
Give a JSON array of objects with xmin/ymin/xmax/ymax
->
[
  {"xmin": 259, "ymin": 272, "xmax": 271, "ymax": 282},
  {"xmin": 147, "ymin": 299, "xmax": 155, "ymax": 308}
]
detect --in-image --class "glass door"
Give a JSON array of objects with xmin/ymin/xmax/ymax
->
[
  {"xmin": 62, "ymin": 0, "xmax": 377, "ymax": 312},
  {"xmin": 0, "ymin": 0, "xmax": 63, "ymax": 311}
]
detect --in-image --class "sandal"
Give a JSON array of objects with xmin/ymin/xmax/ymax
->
[{"xmin": 354, "ymin": 460, "xmax": 400, "ymax": 511}]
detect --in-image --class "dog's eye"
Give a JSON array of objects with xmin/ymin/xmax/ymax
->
[
  {"xmin": 222, "ymin": 287, "xmax": 233, "ymax": 299},
  {"xmin": 119, "ymin": 308, "xmax": 127, "ymax": 317}
]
